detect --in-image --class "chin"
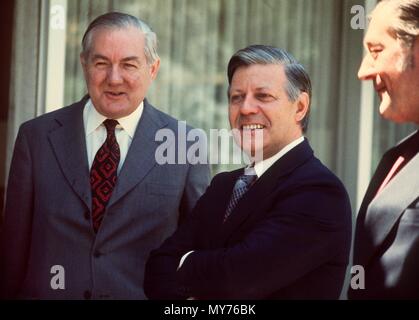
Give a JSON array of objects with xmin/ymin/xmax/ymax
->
[
  {"xmin": 100, "ymin": 107, "xmax": 120, "ymax": 116},
  {"xmin": 381, "ymin": 108, "xmax": 406, "ymax": 123},
  {"xmin": 106, "ymin": 104, "xmax": 133, "ymax": 116},
  {"xmin": 243, "ymin": 146, "xmax": 265, "ymax": 162}
]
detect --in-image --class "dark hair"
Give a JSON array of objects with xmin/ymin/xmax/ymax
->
[{"xmin": 227, "ymin": 45, "xmax": 312, "ymax": 133}]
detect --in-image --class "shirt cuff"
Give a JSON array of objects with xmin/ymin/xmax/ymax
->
[{"xmin": 177, "ymin": 250, "xmax": 195, "ymax": 271}]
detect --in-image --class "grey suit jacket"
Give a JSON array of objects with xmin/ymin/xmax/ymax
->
[
  {"xmin": 349, "ymin": 130, "xmax": 419, "ymax": 299},
  {"xmin": 0, "ymin": 96, "xmax": 210, "ymax": 299}
]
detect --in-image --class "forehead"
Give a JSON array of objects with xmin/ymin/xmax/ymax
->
[
  {"xmin": 230, "ymin": 63, "xmax": 286, "ymax": 88},
  {"xmin": 89, "ymin": 26, "xmax": 146, "ymax": 55},
  {"xmin": 364, "ymin": 5, "xmax": 398, "ymax": 45}
]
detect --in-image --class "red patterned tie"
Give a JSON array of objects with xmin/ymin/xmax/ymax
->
[{"xmin": 90, "ymin": 119, "xmax": 120, "ymax": 233}]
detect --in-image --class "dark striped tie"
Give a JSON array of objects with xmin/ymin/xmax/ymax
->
[{"xmin": 224, "ymin": 167, "xmax": 257, "ymax": 223}]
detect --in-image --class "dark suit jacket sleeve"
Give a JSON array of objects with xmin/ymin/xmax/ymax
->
[
  {"xmin": 144, "ymin": 173, "xmax": 220, "ymax": 299},
  {"xmin": 178, "ymin": 161, "xmax": 211, "ymax": 224},
  {"xmin": 144, "ymin": 174, "xmax": 351, "ymax": 299},
  {"xmin": 0, "ymin": 124, "xmax": 34, "ymax": 298}
]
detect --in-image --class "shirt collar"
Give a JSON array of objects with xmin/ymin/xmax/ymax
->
[
  {"xmin": 253, "ymin": 136, "xmax": 305, "ymax": 178},
  {"xmin": 84, "ymin": 99, "xmax": 144, "ymax": 138}
]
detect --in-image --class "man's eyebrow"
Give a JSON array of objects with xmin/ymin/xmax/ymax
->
[
  {"xmin": 364, "ymin": 40, "xmax": 383, "ymax": 49},
  {"xmin": 91, "ymin": 54, "xmax": 109, "ymax": 61},
  {"xmin": 121, "ymin": 56, "xmax": 141, "ymax": 63},
  {"xmin": 230, "ymin": 86, "xmax": 271, "ymax": 93},
  {"xmin": 254, "ymin": 86, "xmax": 271, "ymax": 91},
  {"xmin": 229, "ymin": 89, "xmax": 244, "ymax": 95},
  {"xmin": 365, "ymin": 39, "xmax": 380, "ymax": 45},
  {"xmin": 90, "ymin": 55, "xmax": 141, "ymax": 63}
]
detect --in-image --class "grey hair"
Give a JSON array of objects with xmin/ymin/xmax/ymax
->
[
  {"xmin": 81, "ymin": 12, "xmax": 159, "ymax": 65},
  {"xmin": 375, "ymin": 0, "xmax": 419, "ymax": 49},
  {"xmin": 227, "ymin": 45, "xmax": 312, "ymax": 133}
]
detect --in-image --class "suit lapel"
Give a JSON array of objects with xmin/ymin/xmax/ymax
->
[
  {"xmin": 357, "ymin": 130, "xmax": 419, "ymax": 266},
  {"xmin": 48, "ymin": 98, "xmax": 170, "ymax": 212},
  {"xmin": 359, "ymin": 149, "xmax": 399, "ymax": 215},
  {"xmin": 361, "ymin": 153, "xmax": 419, "ymax": 263},
  {"xmin": 219, "ymin": 139, "xmax": 314, "ymax": 242},
  {"xmin": 48, "ymin": 97, "xmax": 92, "ymax": 210},
  {"xmin": 107, "ymin": 100, "xmax": 169, "ymax": 207}
]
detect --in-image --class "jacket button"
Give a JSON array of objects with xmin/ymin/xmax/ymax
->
[
  {"xmin": 84, "ymin": 211, "xmax": 90, "ymax": 220},
  {"xmin": 84, "ymin": 290, "xmax": 92, "ymax": 300},
  {"xmin": 94, "ymin": 250, "xmax": 102, "ymax": 258}
]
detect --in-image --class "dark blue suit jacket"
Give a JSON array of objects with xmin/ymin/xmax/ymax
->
[{"xmin": 144, "ymin": 139, "xmax": 352, "ymax": 299}]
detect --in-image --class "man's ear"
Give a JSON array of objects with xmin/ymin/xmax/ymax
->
[
  {"xmin": 80, "ymin": 53, "xmax": 88, "ymax": 73},
  {"xmin": 295, "ymin": 92, "xmax": 310, "ymax": 123},
  {"xmin": 149, "ymin": 58, "xmax": 160, "ymax": 80}
]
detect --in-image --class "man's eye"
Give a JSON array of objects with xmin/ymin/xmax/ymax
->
[
  {"xmin": 124, "ymin": 63, "xmax": 138, "ymax": 69},
  {"xmin": 230, "ymin": 95, "xmax": 244, "ymax": 103},
  {"xmin": 95, "ymin": 62, "xmax": 107, "ymax": 67},
  {"xmin": 256, "ymin": 93, "xmax": 274, "ymax": 101},
  {"xmin": 369, "ymin": 48, "xmax": 382, "ymax": 59}
]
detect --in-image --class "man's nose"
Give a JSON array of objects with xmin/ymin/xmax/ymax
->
[
  {"xmin": 358, "ymin": 54, "xmax": 376, "ymax": 80},
  {"xmin": 108, "ymin": 66, "xmax": 123, "ymax": 84},
  {"xmin": 240, "ymin": 96, "xmax": 259, "ymax": 115}
]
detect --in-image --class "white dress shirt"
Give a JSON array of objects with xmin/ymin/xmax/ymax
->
[
  {"xmin": 83, "ymin": 99, "xmax": 144, "ymax": 174},
  {"xmin": 253, "ymin": 136, "xmax": 305, "ymax": 178}
]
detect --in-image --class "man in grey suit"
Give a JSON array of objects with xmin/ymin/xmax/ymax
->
[
  {"xmin": 0, "ymin": 12, "xmax": 209, "ymax": 299},
  {"xmin": 349, "ymin": 0, "xmax": 419, "ymax": 299}
]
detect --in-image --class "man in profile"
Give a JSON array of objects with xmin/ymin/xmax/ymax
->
[
  {"xmin": 144, "ymin": 45, "xmax": 352, "ymax": 299},
  {"xmin": 349, "ymin": 0, "xmax": 419, "ymax": 299}
]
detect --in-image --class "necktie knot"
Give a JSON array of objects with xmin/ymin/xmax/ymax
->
[
  {"xmin": 224, "ymin": 167, "xmax": 257, "ymax": 222},
  {"xmin": 240, "ymin": 167, "xmax": 257, "ymax": 185},
  {"xmin": 103, "ymin": 119, "xmax": 119, "ymax": 133}
]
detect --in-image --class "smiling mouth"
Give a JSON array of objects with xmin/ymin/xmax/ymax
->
[
  {"xmin": 241, "ymin": 124, "xmax": 265, "ymax": 130},
  {"xmin": 105, "ymin": 91, "xmax": 125, "ymax": 97},
  {"xmin": 373, "ymin": 80, "xmax": 387, "ymax": 94}
]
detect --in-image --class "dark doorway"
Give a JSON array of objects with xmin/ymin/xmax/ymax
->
[{"xmin": 0, "ymin": 0, "xmax": 15, "ymax": 216}]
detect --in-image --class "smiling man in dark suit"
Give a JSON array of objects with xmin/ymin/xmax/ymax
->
[
  {"xmin": 0, "ymin": 12, "xmax": 209, "ymax": 299},
  {"xmin": 144, "ymin": 45, "xmax": 352, "ymax": 300},
  {"xmin": 349, "ymin": 0, "xmax": 419, "ymax": 299}
]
